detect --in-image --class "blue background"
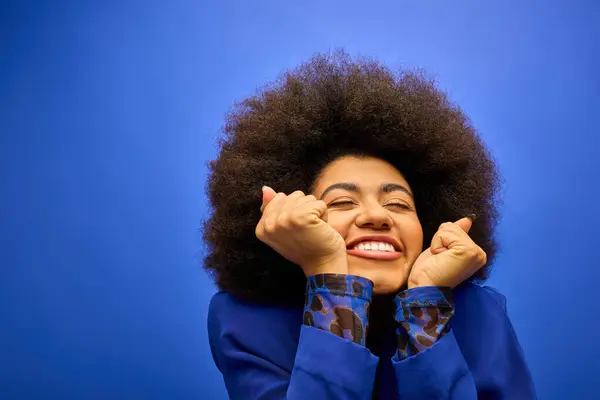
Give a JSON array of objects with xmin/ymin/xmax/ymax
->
[{"xmin": 1, "ymin": 1, "xmax": 598, "ymax": 398}]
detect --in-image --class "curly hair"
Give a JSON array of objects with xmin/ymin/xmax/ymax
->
[{"xmin": 203, "ymin": 51, "xmax": 501, "ymax": 305}]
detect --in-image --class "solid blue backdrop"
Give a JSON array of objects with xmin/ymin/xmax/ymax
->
[{"xmin": 1, "ymin": 1, "xmax": 598, "ymax": 398}]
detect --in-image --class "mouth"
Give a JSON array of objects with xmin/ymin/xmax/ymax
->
[{"xmin": 345, "ymin": 235, "xmax": 403, "ymax": 261}]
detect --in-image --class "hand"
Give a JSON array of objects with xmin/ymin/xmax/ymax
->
[
  {"xmin": 255, "ymin": 186, "xmax": 348, "ymax": 276},
  {"xmin": 407, "ymin": 217, "xmax": 487, "ymax": 288}
]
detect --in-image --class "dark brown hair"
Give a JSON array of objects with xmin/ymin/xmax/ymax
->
[{"xmin": 203, "ymin": 51, "xmax": 501, "ymax": 305}]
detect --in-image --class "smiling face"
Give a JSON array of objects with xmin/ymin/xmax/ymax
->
[{"xmin": 312, "ymin": 155, "xmax": 424, "ymax": 294}]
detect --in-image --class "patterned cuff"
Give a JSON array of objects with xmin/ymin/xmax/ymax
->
[
  {"xmin": 393, "ymin": 286, "xmax": 454, "ymax": 360},
  {"xmin": 303, "ymin": 274, "xmax": 373, "ymax": 346}
]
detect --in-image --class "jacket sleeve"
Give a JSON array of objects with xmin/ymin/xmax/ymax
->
[
  {"xmin": 207, "ymin": 274, "xmax": 380, "ymax": 400},
  {"xmin": 391, "ymin": 286, "xmax": 536, "ymax": 399}
]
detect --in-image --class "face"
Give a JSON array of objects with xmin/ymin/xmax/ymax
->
[{"xmin": 312, "ymin": 156, "xmax": 424, "ymax": 294}]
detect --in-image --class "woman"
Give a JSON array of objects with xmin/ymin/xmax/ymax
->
[{"xmin": 204, "ymin": 52, "xmax": 536, "ymax": 399}]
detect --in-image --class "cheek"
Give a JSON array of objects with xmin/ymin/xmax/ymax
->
[
  {"xmin": 402, "ymin": 217, "xmax": 424, "ymax": 251},
  {"xmin": 326, "ymin": 213, "xmax": 353, "ymax": 238}
]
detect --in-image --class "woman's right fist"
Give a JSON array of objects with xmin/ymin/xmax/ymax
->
[{"xmin": 255, "ymin": 186, "xmax": 348, "ymax": 276}]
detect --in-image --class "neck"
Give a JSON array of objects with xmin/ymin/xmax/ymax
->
[{"xmin": 366, "ymin": 293, "xmax": 397, "ymax": 357}]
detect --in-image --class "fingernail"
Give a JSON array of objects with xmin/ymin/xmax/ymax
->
[{"xmin": 467, "ymin": 213, "xmax": 477, "ymax": 221}]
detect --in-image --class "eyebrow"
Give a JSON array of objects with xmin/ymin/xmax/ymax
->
[{"xmin": 319, "ymin": 182, "xmax": 413, "ymax": 199}]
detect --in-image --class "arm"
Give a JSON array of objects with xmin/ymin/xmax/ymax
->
[
  {"xmin": 391, "ymin": 286, "xmax": 536, "ymax": 399},
  {"xmin": 392, "ymin": 286, "xmax": 477, "ymax": 399},
  {"xmin": 464, "ymin": 286, "xmax": 537, "ymax": 399},
  {"xmin": 208, "ymin": 274, "xmax": 379, "ymax": 400}
]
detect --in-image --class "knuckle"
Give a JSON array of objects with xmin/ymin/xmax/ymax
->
[
  {"xmin": 468, "ymin": 248, "xmax": 479, "ymax": 259},
  {"xmin": 478, "ymin": 248, "xmax": 488, "ymax": 265},
  {"xmin": 291, "ymin": 190, "xmax": 305, "ymax": 197},
  {"xmin": 255, "ymin": 221, "xmax": 270, "ymax": 239},
  {"xmin": 276, "ymin": 214, "xmax": 291, "ymax": 229},
  {"xmin": 290, "ymin": 207, "xmax": 307, "ymax": 221},
  {"xmin": 263, "ymin": 220, "xmax": 277, "ymax": 233},
  {"xmin": 305, "ymin": 194, "xmax": 317, "ymax": 202},
  {"xmin": 466, "ymin": 245, "xmax": 485, "ymax": 263},
  {"xmin": 453, "ymin": 245, "xmax": 468, "ymax": 257}
]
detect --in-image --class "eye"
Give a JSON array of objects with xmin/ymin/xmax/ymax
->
[
  {"xmin": 385, "ymin": 202, "xmax": 411, "ymax": 210},
  {"xmin": 328, "ymin": 201, "xmax": 356, "ymax": 207}
]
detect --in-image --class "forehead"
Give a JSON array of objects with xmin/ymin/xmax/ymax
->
[{"xmin": 314, "ymin": 156, "xmax": 410, "ymax": 190}]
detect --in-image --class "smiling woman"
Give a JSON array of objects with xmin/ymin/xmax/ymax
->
[
  {"xmin": 312, "ymin": 156, "xmax": 423, "ymax": 294},
  {"xmin": 203, "ymin": 51, "xmax": 536, "ymax": 399}
]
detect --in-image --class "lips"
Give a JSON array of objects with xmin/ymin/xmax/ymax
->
[
  {"xmin": 346, "ymin": 235, "xmax": 402, "ymax": 252},
  {"xmin": 345, "ymin": 235, "xmax": 403, "ymax": 261}
]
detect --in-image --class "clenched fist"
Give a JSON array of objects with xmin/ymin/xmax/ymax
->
[
  {"xmin": 408, "ymin": 216, "xmax": 487, "ymax": 289},
  {"xmin": 255, "ymin": 186, "xmax": 348, "ymax": 276}
]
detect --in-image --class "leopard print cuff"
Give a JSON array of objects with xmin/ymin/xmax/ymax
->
[
  {"xmin": 393, "ymin": 286, "xmax": 454, "ymax": 360},
  {"xmin": 303, "ymin": 274, "xmax": 373, "ymax": 346}
]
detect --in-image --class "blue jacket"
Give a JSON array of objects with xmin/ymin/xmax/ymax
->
[{"xmin": 208, "ymin": 277, "xmax": 536, "ymax": 399}]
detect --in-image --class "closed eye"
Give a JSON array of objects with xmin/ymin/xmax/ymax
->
[
  {"xmin": 328, "ymin": 201, "xmax": 355, "ymax": 207},
  {"xmin": 385, "ymin": 203, "xmax": 411, "ymax": 210},
  {"xmin": 329, "ymin": 201, "xmax": 411, "ymax": 210}
]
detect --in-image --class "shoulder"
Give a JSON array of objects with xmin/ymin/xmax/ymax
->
[
  {"xmin": 451, "ymin": 282, "xmax": 517, "ymax": 351},
  {"xmin": 208, "ymin": 291, "xmax": 303, "ymax": 331},
  {"xmin": 451, "ymin": 284, "xmax": 535, "ymax": 394},
  {"xmin": 454, "ymin": 282, "xmax": 508, "ymax": 315},
  {"xmin": 207, "ymin": 291, "xmax": 303, "ymax": 369},
  {"xmin": 451, "ymin": 282, "xmax": 522, "ymax": 364}
]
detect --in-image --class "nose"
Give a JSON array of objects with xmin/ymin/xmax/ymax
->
[{"xmin": 355, "ymin": 202, "xmax": 393, "ymax": 230}]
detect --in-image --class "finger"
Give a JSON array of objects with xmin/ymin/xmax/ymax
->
[
  {"xmin": 260, "ymin": 186, "xmax": 278, "ymax": 213},
  {"xmin": 261, "ymin": 192, "xmax": 287, "ymax": 230},
  {"xmin": 294, "ymin": 193, "xmax": 317, "ymax": 205},
  {"xmin": 454, "ymin": 216, "xmax": 474, "ymax": 233},
  {"xmin": 430, "ymin": 232, "xmax": 449, "ymax": 254},
  {"xmin": 276, "ymin": 191, "xmax": 308, "ymax": 225},
  {"xmin": 279, "ymin": 190, "xmax": 306, "ymax": 212},
  {"xmin": 307, "ymin": 199, "xmax": 328, "ymax": 222},
  {"xmin": 290, "ymin": 194, "xmax": 327, "ymax": 218},
  {"xmin": 282, "ymin": 191, "xmax": 320, "ymax": 213},
  {"xmin": 257, "ymin": 190, "xmax": 286, "ymax": 240},
  {"xmin": 319, "ymin": 203, "xmax": 329, "ymax": 223},
  {"xmin": 287, "ymin": 199, "xmax": 328, "ymax": 225},
  {"xmin": 430, "ymin": 243, "xmax": 448, "ymax": 255},
  {"xmin": 430, "ymin": 225, "xmax": 463, "ymax": 253}
]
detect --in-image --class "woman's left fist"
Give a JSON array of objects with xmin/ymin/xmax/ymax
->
[{"xmin": 407, "ymin": 217, "xmax": 487, "ymax": 289}]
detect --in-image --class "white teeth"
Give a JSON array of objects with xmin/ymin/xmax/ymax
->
[{"xmin": 353, "ymin": 241, "xmax": 396, "ymax": 252}]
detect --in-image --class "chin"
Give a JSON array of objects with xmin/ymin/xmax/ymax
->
[
  {"xmin": 347, "ymin": 259, "xmax": 410, "ymax": 295},
  {"xmin": 372, "ymin": 281, "xmax": 405, "ymax": 295}
]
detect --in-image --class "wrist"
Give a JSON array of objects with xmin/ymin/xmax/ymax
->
[
  {"xmin": 302, "ymin": 252, "xmax": 348, "ymax": 275},
  {"xmin": 407, "ymin": 277, "xmax": 435, "ymax": 289}
]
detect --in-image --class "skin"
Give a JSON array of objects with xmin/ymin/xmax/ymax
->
[
  {"xmin": 256, "ymin": 156, "xmax": 487, "ymax": 294},
  {"xmin": 312, "ymin": 156, "xmax": 424, "ymax": 293}
]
